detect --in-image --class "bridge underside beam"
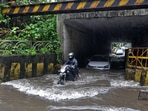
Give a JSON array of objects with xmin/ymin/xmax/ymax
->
[{"xmin": 2, "ymin": 0, "xmax": 148, "ymax": 16}]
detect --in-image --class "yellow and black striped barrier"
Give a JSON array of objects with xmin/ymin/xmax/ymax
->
[
  {"xmin": 0, "ymin": 54, "xmax": 59, "ymax": 82},
  {"xmin": 2, "ymin": 0, "xmax": 148, "ymax": 16},
  {"xmin": 126, "ymin": 68, "xmax": 148, "ymax": 86},
  {"xmin": 126, "ymin": 47, "xmax": 148, "ymax": 86}
]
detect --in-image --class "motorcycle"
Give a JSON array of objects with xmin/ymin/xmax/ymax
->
[{"xmin": 57, "ymin": 65, "xmax": 79, "ymax": 85}]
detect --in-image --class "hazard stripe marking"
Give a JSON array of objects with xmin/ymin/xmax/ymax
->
[
  {"xmin": 65, "ymin": 2, "xmax": 74, "ymax": 10},
  {"xmin": 23, "ymin": 6, "xmax": 30, "ymax": 13},
  {"xmin": 1, "ymin": 0, "xmax": 148, "ymax": 15},
  {"xmin": 42, "ymin": 4, "xmax": 50, "ymax": 12},
  {"xmin": 53, "ymin": 3, "xmax": 62, "ymax": 11},
  {"xmin": 76, "ymin": 1, "xmax": 87, "ymax": 9},
  {"xmin": 135, "ymin": 0, "xmax": 144, "ymax": 5},
  {"xmin": 32, "ymin": 5, "xmax": 40, "ymax": 13},
  {"xmin": 104, "ymin": 0, "xmax": 115, "ymax": 7},
  {"xmin": 90, "ymin": 1, "xmax": 101, "ymax": 8},
  {"xmin": 119, "ymin": 0, "xmax": 129, "ymax": 6}
]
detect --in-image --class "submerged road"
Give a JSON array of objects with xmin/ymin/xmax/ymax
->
[{"xmin": 0, "ymin": 69, "xmax": 147, "ymax": 111}]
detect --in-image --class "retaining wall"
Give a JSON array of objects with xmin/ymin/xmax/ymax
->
[
  {"xmin": 0, "ymin": 54, "xmax": 59, "ymax": 82},
  {"xmin": 126, "ymin": 68, "xmax": 148, "ymax": 86}
]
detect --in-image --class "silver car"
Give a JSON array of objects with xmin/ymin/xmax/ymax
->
[{"xmin": 86, "ymin": 55, "xmax": 110, "ymax": 70}]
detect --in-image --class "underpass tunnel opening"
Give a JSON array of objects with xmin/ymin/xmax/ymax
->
[{"xmin": 63, "ymin": 15, "xmax": 148, "ymax": 68}]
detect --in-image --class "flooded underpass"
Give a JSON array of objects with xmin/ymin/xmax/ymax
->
[{"xmin": 0, "ymin": 69, "xmax": 148, "ymax": 111}]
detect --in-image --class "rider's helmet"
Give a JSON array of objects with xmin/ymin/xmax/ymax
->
[{"xmin": 68, "ymin": 52, "xmax": 74, "ymax": 60}]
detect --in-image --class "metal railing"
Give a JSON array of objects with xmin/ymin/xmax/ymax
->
[
  {"xmin": 127, "ymin": 47, "xmax": 148, "ymax": 70},
  {"xmin": 0, "ymin": 40, "xmax": 52, "ymax": 55}
]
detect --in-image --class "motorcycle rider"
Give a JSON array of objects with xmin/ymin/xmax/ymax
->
[{"xmin": 64, "ymin": 52, "xmax": 78, "ymax": 80}]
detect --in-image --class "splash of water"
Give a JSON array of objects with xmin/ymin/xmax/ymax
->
[
  {"xmin": 1, "ymin": 79, "xmax": 110, "ymax": 101},
  {"xmin": 110, "ymin": 80, "xmax": 140, "ymax": 87},
  {"xmin": 47, "ymin": 105, "xmax": 140, "ymax": 111}
]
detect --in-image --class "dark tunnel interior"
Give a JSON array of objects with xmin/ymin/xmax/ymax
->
[{"xmin": 64, "ymin": 15, "xmax": 148, "ymax": 67}]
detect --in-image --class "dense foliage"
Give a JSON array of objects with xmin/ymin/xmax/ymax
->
[
  {"xmin": 0, "ymin": 1, "xmax": 61, "ymax": 62},
  {"xmin": 15, "ymin": 0, "xmax": 57, "ymax": 5}
]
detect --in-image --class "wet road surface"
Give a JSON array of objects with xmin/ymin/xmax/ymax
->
[{"xmin": 0, "ymin": 68, "xmax": 148, "ymax": 111}]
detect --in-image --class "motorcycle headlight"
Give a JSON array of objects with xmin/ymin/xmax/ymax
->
[
  {"xmin": 60, "ymin": 73, "xmax": 62, "ymax": 76},
  {"xmin": 63, "ymin": 73, "xmax": 66, "ymax": 76}
]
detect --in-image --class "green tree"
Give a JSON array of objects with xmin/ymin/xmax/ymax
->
[{"xmin": 0, "ymin": 1, "xmax": 61, "ymax": 62}]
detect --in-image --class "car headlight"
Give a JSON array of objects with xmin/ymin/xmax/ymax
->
[{"xmin": 104, "ymin": 65, "xmax": 109, "ymax": 68}]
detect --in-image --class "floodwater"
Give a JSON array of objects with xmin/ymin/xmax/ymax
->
[{"xmin": 0, "ymin": 69, "xmax": 148, "ymax": 111}]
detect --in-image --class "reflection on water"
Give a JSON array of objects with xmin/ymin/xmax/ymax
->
[{"xmin": 0, "ymin": 69, "xmax": 148, "ymax": 111}]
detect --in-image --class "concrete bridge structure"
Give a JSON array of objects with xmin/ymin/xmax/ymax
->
[
  {"xmin": 1, "ymin": 0, "xmax": 148, "ymax": 67},
  {"xmin": 1, "ymin": 0, "xmax": 148, "ymax": 85}
]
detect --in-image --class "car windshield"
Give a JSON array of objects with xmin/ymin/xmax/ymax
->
[{"xmin": 91, "ymin": 55, "xmax": 108, "ymax": 61}]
